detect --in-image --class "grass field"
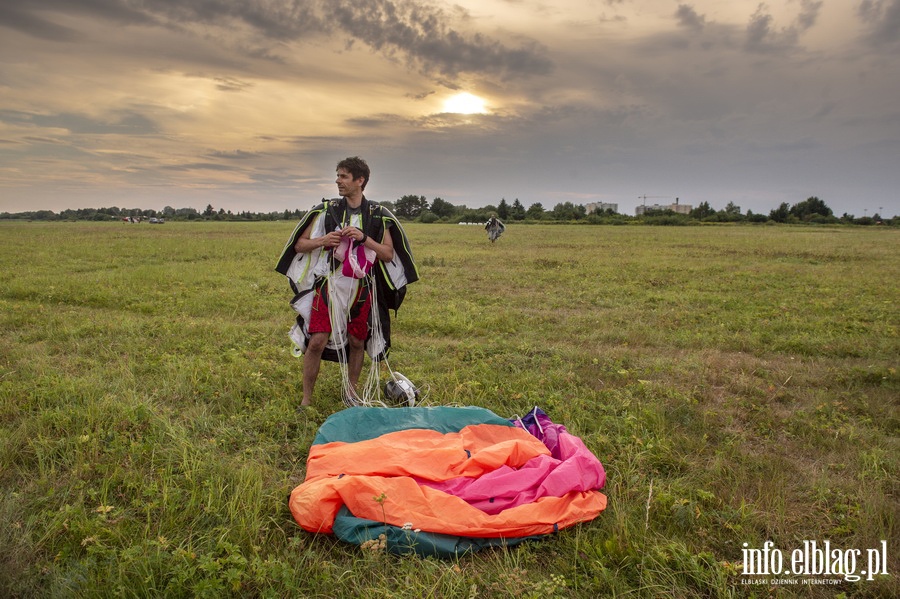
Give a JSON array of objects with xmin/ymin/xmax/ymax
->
[{"xmin": 0, "ymin": 220, "xmax": 897, "ymax": 598}]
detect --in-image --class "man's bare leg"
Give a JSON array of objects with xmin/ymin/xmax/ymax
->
[{"xmin": 302, "ymin": 332, "xmax": 329, "ymax": 406}]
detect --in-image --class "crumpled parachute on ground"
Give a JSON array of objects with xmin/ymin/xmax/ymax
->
[{"xmin": 288, "ymin": 406, "xmax": 607, "ymax": 557}]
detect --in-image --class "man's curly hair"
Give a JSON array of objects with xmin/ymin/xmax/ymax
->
[{"xmin": 336, "ymin": 156, "xmax": 370, "ymax": 190}]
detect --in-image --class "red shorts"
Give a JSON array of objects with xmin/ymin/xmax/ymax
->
[{"xmin": 308, "ymin": 284, "xmax": 372, "ymax": 341}]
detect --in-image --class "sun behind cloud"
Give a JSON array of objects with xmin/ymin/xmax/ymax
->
[{"xmin": 442, "ymin": 92, "xmax": 488, "ymax": 114}]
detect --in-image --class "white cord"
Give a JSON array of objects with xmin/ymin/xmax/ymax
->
[
  {"xmin": 325, "ymin": 234, "xmax": 427, "ymax": 409},
  {"xmin": 324, "ymin": 260, "xmax": 353, "ymax": 405},
  {"xmin": 327, "ymin": 263, "xmax": 387, "ymax": 407},
  {"xmin": 531, "ymin": 406, "xmax": 544, "ymax": 435},
  {"xmin": 360, "ymin": 274, "xmax": 388, "ymax": 406}
]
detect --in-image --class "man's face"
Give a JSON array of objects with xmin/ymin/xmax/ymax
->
[{"xmin": 336, "ymin": 168, "xmax": 364, "ymax": 198}]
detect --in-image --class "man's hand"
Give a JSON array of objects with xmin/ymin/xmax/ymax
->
[
  {"xmin": 320, "ymin": 230, "xmax": 343, "ymax": 248},
  {"xmin": 339, "ymin": 226, "xmax": 365, "ymax": 243}
]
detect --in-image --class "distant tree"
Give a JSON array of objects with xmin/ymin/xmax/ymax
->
[
  {"xmin": 458, "ymin": 207, "xmax": 489, "ymax": 222},
  {"xmin": 717, "ymin": 201, "xmax": 743, "ymax": 222},
  {"xmin": 394, "ymin": 194, "xmax": 428, "ymax": 219},
  {"xmin": 526, "ymin": 202, "xmax": 545, "ymax": 220},
  {"xmin": 497, "ymin": 198, "xmax": 510, "ymax": 220},
  {"xmin": 203, "ymin": 204, "xmax": 215, "ymax": 218},
  {"xmin": 769, "ymin": 202, "xmax": 790, "ymax": 223},
  {"xmin": 790, "ymin": 196, "xmax": 832, "ymax": 220},
  {"xmin": 430, "ymin": 197, "xmax": 456, "ymax": 219},
  {"xmin": 176, "ymin": 207, "xmax": 200, "ymax": 220},
  {"xmin": 550, "ymin": 202, "xmax": 585, "ymax": 220},
  {"xmin": 690, "ymin": 201, "xmax": 715, "ymax": 220},
  {"xmin": 511, "ymin": 199, "xmax": 526, "ymax": 220},
  {"xmin": 418, "ymin": 210, "xmax": 439, "ymax": 223}
]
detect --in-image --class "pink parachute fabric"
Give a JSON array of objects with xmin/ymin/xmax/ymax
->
[
  {"xmin": 334, "ymin": 234, "xmax": 376, "ymax": 279},
  {"xmin": 416, "ymin": 407, "xmax": 606, "ymax": 514}
]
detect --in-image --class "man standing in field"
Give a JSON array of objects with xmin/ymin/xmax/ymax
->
[{"xmin": 275, "ymin": 157, "xmax": 418, "ymax": 407}]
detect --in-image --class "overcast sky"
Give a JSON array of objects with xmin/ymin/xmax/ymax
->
[{"xmin": 1, "ymin": 0, "xmax": 898, "ymax": 217}]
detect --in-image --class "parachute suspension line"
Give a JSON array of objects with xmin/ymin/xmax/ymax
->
[
  {"xmin": 324, "ymin": 254, "xmax": 353, "ymax": 406},
  {"xmin": 323, "ymin": 235, "xmax": 424, "ymax": 408},
  {"xmin": 513, "ymin": 408, "xmax": 544, "ymax": 435},
  {"xmin": 530, "ymin": 406, "xmax": 544, "ymax": 435},
  {"xmin": 367, "ymin": 277, "xmax": 428, "ymax": 407},
  {"xmin": 361, "ymin": 275, "xmax": 387, "ymax": 406},
  {"xmin": 326, "ymin": 260, "xmax": 386, "ymax": 407}
]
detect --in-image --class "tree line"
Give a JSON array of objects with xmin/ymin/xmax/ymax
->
[
  {"xmin": 0, "ymin": 204, "xmax": 303, "ymax": 223},
  {"xmin": 1, "ymin": 197, "xmax": 895, "ymax": 226}
]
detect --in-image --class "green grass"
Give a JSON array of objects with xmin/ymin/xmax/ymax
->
[{"xmin": 0, "ymin": 220, "xmax": 897, "ymax": 598}]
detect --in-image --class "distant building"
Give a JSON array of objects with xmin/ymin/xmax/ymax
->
[
  {"xmin": 585, "ymin": 202, "xmax": 619, "ymax": 214},
  {"xmin": 635, "ymin": 198, "xmax": 692, "ymax": 216}
]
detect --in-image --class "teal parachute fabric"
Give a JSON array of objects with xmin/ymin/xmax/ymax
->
[{"xmin": 312, "ymin": 405, "xmax": 511, "ymax": 444}]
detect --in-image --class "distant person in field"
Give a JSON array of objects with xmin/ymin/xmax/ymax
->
[
  {"xmin": 275, "ymin": 157, "xmax": 418, "ymax": 408},
  {"xmin": 485, "ymin": 215, "xmax": 505, "ymax": 243}
]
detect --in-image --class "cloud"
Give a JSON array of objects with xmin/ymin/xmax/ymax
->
[
  {"xmin": 212, "ymin": 77, "xmax": 254, "ymax": 92},
  {"xmin": 22, "ymin": 136, "xmax": 67, "ymax": 145},
  {"xmin": 744, "ymin": 4, "xmax": 799, "ymax": 53},
  {"xmin": 742, "ymin": 1, "xmax": 822, "ymax": 54},
  {"xmin": 857, "ymin": 0, "xmax": 900, "ymax": 46},
  {"xmin": 406, "ymin": 90, "xmax": 435, "ymax": 101},
  {"xmin": 796, "ymin": 0, "xmax": 823, "ymax": 32},
  {"xmin": 3, "ymin": 0, "xmax": 553, "ymax": 82},
  {"xmin": 0, "ymin": 3, "xmax": 83, "ymax": 41},
  {"xmin": 675, "ymin": 4, "xmax": 706, "ymax": 31},
  {"xmin": 328, "ymin": 0, "xmax": 553, "ymax": 79},
  {"xmin": 161, "ymin": 162, "xmax": 239, "ymax": 172},
  {"xmin": 206, "ymin": 149, "xmax": 264, "ymax": 160},
  {"xmin": 0, "ymin": 109, "xmax": 159, "ymax": 135}
]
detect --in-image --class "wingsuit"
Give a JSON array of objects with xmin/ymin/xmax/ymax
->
[
  {"xmin": 275, "ymin": 197, "xmax": 418, "ymax": 363},
  {"xmin": 485, "ymin": 217, "xmax": 505, "ymax": 242}
]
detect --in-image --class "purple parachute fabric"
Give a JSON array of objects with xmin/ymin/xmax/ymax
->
[{"xmin": 416, "ymin": 407, "xmax": 606, "ymax": 515}]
